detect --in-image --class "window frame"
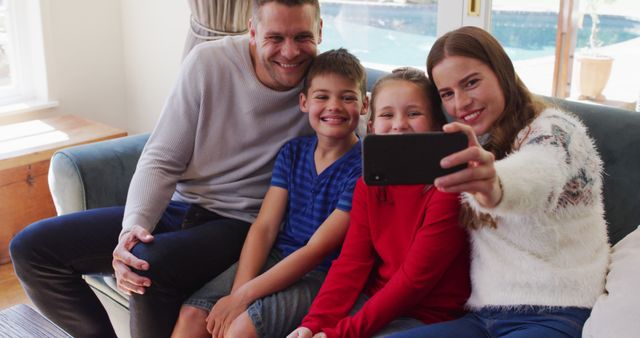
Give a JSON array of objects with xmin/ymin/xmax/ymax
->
[{"xmin": 0, "ymin": 0, "xmax": 55, "ymax": 115}]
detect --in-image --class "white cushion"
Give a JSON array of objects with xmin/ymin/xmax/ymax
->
[{"xmin": 582, "ymin": 226, "xmax": 640, "ymax": 338}]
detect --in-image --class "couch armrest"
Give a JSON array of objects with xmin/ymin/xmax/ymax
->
[{"xmin": 48, "ymin": 134, "xmax": 149, "ymax": 215}]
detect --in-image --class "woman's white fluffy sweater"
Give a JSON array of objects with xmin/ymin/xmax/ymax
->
[{"xmin": 464, "ymin": 108, "xmax": 609, "ymax": 309}]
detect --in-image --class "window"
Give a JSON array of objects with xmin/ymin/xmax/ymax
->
[
  {"xmin": 0, "ymin": 0, "xmax": 54, "ymax": 114},
  {"xmin": 491, "ymin": 0, "xmax": 560, "ymax": 96},
  {"xmin": 319, "ymin": 0, "xmax": 438, "ymax": 71},
  {"xmin": 320, "ymin": 0, "xmax": 639, "ymax": 110},
  {"xmin": 569, "ymin": 0, "xmax": 640, "ymax": 107},
  {"xmin": 0, "ymin": 0, "xmax": 14, "ymax": 90}
]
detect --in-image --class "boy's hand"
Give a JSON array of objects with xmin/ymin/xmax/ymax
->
[
  {"xmin": 206, "ymin": 292, "xmax": 250, "ymax": 338},
  {"xmin": 287, "ymin": 327, "xmax": 313, "ymax": 338}
]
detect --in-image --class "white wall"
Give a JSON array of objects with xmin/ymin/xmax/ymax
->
[
  {"xmin": 34, "ymin": 0, "xmax": 189, "ymax": 134},
  {"xmin": 39, "ymin": 0, "xmax": 127, "ymax": 130},
  {"xmin": 120, "ymin": 0, "xmax": 189, "ymax": 134}
]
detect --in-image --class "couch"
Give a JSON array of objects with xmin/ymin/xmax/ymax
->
[{"xmin": 47, "ymin": 68, "xmax": 640, "ymax": 338}]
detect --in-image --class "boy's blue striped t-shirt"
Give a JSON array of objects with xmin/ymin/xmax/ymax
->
[{"xmin": 272, "ymin": 135, "xmax": 362, "ymax": 271}]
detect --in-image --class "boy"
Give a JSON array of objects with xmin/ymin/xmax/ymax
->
[{"xmin": 171, "ymin": 48, "xmax": 368, "ymax": 338}]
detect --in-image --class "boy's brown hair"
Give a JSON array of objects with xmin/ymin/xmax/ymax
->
[{"xmin": 302, "ymin": 48, "xmax": 367, "ymax": 99}]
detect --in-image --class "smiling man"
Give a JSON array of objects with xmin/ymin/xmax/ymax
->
[{"xmin": 10, "ymin": 1, "xmax": 322, "ymax": 338}]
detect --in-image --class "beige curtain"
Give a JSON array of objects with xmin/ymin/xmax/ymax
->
[{"xmin": 183, "ymin": 0, "xmax": 252, "ymax": 58}]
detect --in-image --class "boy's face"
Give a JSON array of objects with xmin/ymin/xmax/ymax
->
[
  {"xmin": 249, "ymin": 3, "xmax": 322, "ymax": 91},
  {"xmin": 370, "ymin": 80, "xmax": 435, "ymax": 135},
  {"xmin": 299, "ymin": 73, "xmax": 368, "ymax": 140}
]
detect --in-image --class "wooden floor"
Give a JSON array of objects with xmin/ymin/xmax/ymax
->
[{"xmin": 0, "ymin": 262, "xmax": 31, "ymax": 310}]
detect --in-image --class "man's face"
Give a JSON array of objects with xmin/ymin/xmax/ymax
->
[{"xmin": 250, "ymin": 2, "xmax": 322, "ymax": 91}]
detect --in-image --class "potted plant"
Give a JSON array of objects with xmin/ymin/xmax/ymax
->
[{"xmin": 576, "ymin": 0, "xmax": 615, "ymax": 101}]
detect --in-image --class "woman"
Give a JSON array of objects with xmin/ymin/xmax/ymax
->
[{"xmin": 390, "ymin": 26, "xmax": 609, "ymax": 338}]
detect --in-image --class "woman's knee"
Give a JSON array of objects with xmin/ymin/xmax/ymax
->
[{"xmin": 227, "ymin": 311, "xmax": 258, "ymax": 338}]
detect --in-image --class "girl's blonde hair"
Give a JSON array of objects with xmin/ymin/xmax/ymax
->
[{"xmin": 369, "ymin": 67, "xmax": 446, "ymax": 128}]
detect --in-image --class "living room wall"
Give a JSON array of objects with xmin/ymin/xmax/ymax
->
[
  {"xmin": 32, "ymin": 0, "xmax": 189, "ymax": 134},
  {"xmin": 120, "ymin": 0, "xmax": 189, "ymax": 134}
]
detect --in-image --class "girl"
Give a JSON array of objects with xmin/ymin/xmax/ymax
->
[
  {"xmin": 390, "ymin": 26, "xmax": 609, "ymax": 338},
  {"xmin": 288, "ymin": 67, "xmax": 471, "ymax": 338}
]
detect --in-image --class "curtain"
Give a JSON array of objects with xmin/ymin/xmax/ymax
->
[{"xmin": 183, "ymin": 0, "xmax": 252, "ymax": 58}]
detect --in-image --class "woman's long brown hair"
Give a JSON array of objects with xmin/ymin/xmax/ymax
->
[{"xmin": 426, "ymin": 26, "xmax": 547, "ymax": 229}]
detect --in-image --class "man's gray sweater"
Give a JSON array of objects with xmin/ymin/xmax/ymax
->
[{"xmin": 122, "ymin": 35, "xmax": 313, "ymax": 234}]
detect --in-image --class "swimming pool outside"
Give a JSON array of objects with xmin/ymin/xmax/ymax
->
[
  {"xmin": 320, "ymin": 4, "xmax": 640, "ymax": 67},
  {"xmin": 319, "ymin": 2, "xmax": 640, "ymax": 104}
]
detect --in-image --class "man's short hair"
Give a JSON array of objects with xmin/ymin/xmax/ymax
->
[
  {"xmin": 252, "ymin": 0, "xmax": 321, "ymax": 24},
  {"xmin": 303, "ymin": 48, "xmax": 367, "ymax": 98}
]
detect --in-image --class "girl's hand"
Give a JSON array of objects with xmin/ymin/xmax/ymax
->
[
  {"xmin": 287, "ymin": 327, "xmax": 313, "ymax": 338},
  {"xmin": 435, "ymin": 122, "xmax": 503, "ymax": 208},
  {"xmin": 206, "ymin": 292, "xmax": 250, "ymax": 338},
  {"xmin": 313, "ymin": 333, "xmax": 328, "ymax": 338}
]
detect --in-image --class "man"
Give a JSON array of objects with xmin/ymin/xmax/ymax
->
[{"xmin": 10, "ymin": 1, "xmax": 322, "ymax": 337}]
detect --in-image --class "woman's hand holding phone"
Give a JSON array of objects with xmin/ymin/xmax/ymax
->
[{"xmin": 435, "ymin": 122, "xmax": 503, "ymax": 208}]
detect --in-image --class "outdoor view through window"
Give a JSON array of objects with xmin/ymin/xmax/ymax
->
[
  {"xmin": 0, "ymin": 0, "xmax": 11, "ymax": 89},
  {"xmin": 320, "ymin": 0, "xmax": 640, "ymax": 109}
]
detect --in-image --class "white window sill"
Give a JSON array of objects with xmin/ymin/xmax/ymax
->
[{"xmin": 0, "ymin": 100, "xmax": 59, "ymax": 116}]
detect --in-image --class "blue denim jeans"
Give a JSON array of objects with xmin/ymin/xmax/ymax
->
[
  {"xmin": 348, "ymin": 294, "xmax": 424, "ymax": 337},
  {"xmin": 387, "ymin": 306, "xmax": 591, "ymax": 338},
  {"xmin": 10, "ymin": 201, "xmax": 250, "ymax": 338}
]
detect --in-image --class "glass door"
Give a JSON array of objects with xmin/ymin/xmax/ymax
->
[
  {"xmin": 319, "ymin": 0, "xmax": 438, "ymax": 71},
  {"xmin": 570, "ymin": 0, "xmax": 640, "ymax": 108},
  {"xmin": 490, "ymin": 0, "xmax": 560, "ymax": 96},
  {"xmin": 319, "ymin": 0, "xmax": 640, "ymax": 110},
  {"xmin": 491, "ymin": 0, "xmax": 639, "ymax": 107}
]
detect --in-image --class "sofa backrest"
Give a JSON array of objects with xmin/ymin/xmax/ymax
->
[
  {"xmin": 544, "ymin": 97, "xmax": 640, "ymax": 245},
  {"xmin": 364, "ymin": 68, "xmax": 640, "ymax": 245}
]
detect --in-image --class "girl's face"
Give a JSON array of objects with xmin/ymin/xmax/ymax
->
[
  {"xmin": 370, "ymin": 80, "xmax": 435, "ymax": 135},
  {"xmin": 431, "ymin": 55, "xmax": 506, "ymax": 136}
]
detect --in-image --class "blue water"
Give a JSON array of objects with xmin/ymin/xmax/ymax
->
[
  {"xmin": 319, "ymin": 3, "xmax": 640, "ymax": 67},
  {"xmin": 321, "ymin": 17, "xmax": 556, "ymax": 67},
  {"xmin": 321, "ymin": 17, "xmax": 437, "ymax": 67}
]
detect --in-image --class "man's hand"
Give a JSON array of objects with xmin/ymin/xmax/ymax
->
[
  {"xmin": 112, "ymin": 225, "xmax": 154, "ymax": 295},
  {"xmin": 287, "ymin": 327, "xmax": 313, "ymax": 338},
  {"xmin": 206, "ymin": 292, "xmax": 250, "ymax": 338}
]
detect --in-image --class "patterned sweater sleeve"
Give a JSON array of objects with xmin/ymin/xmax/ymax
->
[{"xmin": 464, "ymin": 108, "xmax": 603, "ymax": 218}]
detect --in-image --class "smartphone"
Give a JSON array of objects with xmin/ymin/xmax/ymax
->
[{"xmin": 362, "ymin": 132, "xmax": 468, "ymax": 185}]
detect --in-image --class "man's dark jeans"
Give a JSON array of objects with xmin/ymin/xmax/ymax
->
[{"xmin": 9, "ymin": 201, "xmax": 250, "ymax": 338}]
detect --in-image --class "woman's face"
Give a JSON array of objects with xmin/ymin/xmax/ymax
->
[
  {"xmin": 370, "ymin": 80, "xmax": 435, "ymax": 135},
  {"xmin": 431, "ymin": 55, "xmax": 506, "ymax": 136}
]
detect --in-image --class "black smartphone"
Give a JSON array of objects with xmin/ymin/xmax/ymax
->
[{"xmin": 362, "ymin": 132, "xmax": 468, "ymax": 185}]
